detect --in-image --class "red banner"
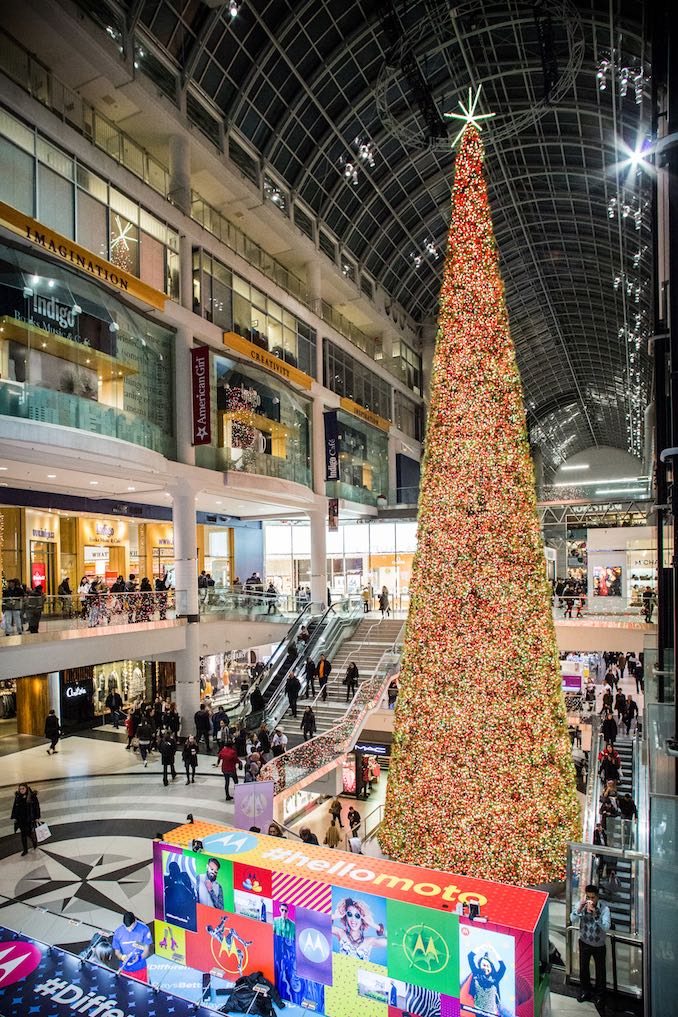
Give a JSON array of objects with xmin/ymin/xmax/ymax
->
[{"xmin": 191, "ymin": 346, "xmax": 211, "ymax": 445}]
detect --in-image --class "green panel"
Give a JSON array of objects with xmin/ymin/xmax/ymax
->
[{"xmin": 386, "ymin": 898, "xmax": 459, "ymax": 993}]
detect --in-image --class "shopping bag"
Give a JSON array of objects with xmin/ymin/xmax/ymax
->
[{"xmin": 34, "ymin": 822, "xmax": 51, "ymax": 843}]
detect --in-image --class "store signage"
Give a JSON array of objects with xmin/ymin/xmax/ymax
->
[
  {"xmin": 30, "ymin": 562, "xmax": 46, "ymax": 589},
  {"xmin": 324, "ymin": 409, "xmax": 339, "ymax": 481},
  {"xmin": 354, "ymin": 741, "xmax": 388, "ymax": 756},
  {"xmin": 31, "ymin": 528, "xmax": 55, "ymax": 541},
  {"xmin": 158, "ymin": 538, "xmax": 173, "ymax": 546},
  {"xmin": 65, "ymin": 685, "xmax": 87, "ymax": 698},
  {"xmin": 0, "ymin": 926, "xmax": 217, "ymax": 1017},
  {"xmin": 0, "ymin": 201, "xmax": 166, "ymax": 311},
  {"xmin": 328, "ymin": 497, "xmax": 339, "ymax": 532},
  {"xmin": 223, "ymin": 330, "xmax": 313, "ymax": 391},
  {"xmin": 32, "ymin": 293, "xmax": 78, "ymax": 330},
  {"xmin": 191, "ymin": 346, "xmax": 212, "ymax": 446},
  {"xmin": 340, "ymin": 396, "xmax": 390, "ymax": 432},
  {"xmin": 84, "ymin": 545, "xmax": 110, "ymax": 562}
]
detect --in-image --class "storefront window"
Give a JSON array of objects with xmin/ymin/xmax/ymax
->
[
  {"xmin": 195, "ymin": 353, "xmax": 311, "ymax": 487},
  {"xmin": 324, "ymin": 340, "xmax": 391, "ymax": 420},
  {"xmin": 326, "ymin": 410, "xmax": 388, "ymax": 506},
  {"xmin": 0, "ymin": 240, "xmax": 176, "ymax": 458},
  {"xmin": 393, "ymin": 389, "xmax": 423, "ymax": 441},
  {"xmin": 392, "ymin": 339, "xmax": 422, "ymax": 395}
]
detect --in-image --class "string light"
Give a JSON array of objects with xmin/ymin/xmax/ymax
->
[
  {"xmin": 354, "ymin": 137, "xmax": 376, "ymax": 168},
  {"xmin": 379, "ymin": 122, "xmax": 580, "ymax": 885},
  {"xmin": 229, "ymin": 0, "xmax": 239, "ymax": 17},
  {"xmin": 596, "ymin": 57, "xmax": 610, "ymax": 91},
  {"xmin": 339, "ymin": 157, "xmax": 359, "ymax": 186}
]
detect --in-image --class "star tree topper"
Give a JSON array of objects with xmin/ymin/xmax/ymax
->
[{"xmin": 444, "ymin": 84, "xmax": 495, "ymax": 147}]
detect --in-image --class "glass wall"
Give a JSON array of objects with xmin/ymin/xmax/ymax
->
[
  {"xmin": 0, "ymin": 107, "xmax": 180, "ymax": 300},
  {"xmin": 195, "ymin": 352, "xmax": 311, "ymax": 487},
  {"xmin": 326, "ymin": 409, "xmax": 388, "ymax": 507},
  {"xmin": 392, "ymin": 338, "xmax": 422, "ymax": 395},
  {"xmin": 324, "ymin": 339, "xmax": 392, "ymax": 421},
  {"xmin": 192, "ymin": 250, "xmax": 317, "ymax": 378},
  {"xmin": 264, "ymin": 519, "xmax": 417, "ymax": 604},
  {"xmin": 393, "ymin": 389, "xmax": 423, "ymax": 441},
  {"xmin": 0, "ymin": 240, "xmax": 175, "ymax": 458}
]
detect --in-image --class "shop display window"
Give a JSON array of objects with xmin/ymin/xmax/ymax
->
[
  {"xmin": 325, "ymin": 409, "xmax": 388, "ymax": 506},
  {"xmin": 196, "ymin": 353, "xmax": 311, "ymax": 487},
  {"xmin": 0, "ymin": 240, "xmax": 176, "ymax": 458}
]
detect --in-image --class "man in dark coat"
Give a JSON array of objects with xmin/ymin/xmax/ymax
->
[
  {"xmin": 194, "ymin": 703, "xmax": 211, "ymax": 752},
  {"xmin": 11, "ymin": 783, "xmax": 40, "ymax": 855},
  {"xmin": 159, "ymin": 732, "xmax": 178, "ymax": 785},
  {"xmin": 44, "ymin": 709, "xmax": 61, "ymax": 754},
  {"xmin": 284, "ymin": 673, "xmax": 301, "ymax": 718},
  {"xmin": 305, "ymin": 656, "xmax": 317, "ymax": 698},
  {"xmin": 105, "ymin": 689, "xmax": 124, "ymax": 729}
]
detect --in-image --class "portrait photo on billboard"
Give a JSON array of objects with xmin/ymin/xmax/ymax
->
[
  {"xmin": 459, "ymin": 924, "xmax": 516, "ymax": 1017},
  {"xmin": 274, "ymin": 932, "xmax": 325, "ymax": 1012},
  {"xmin": 331, "ymin": 887, "xmax": 388, "ymax": 966},
  {"xmin": 592, "ymin": 565, "xmax": 622, "ymax": 597},
  {"xmin": 162, "ymin": 849, "xmax": 198, "ymax": 931}
]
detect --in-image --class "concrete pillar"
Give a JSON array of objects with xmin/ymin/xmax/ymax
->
[
  {"xmin": 309, "ymin": 507, "xmax": 327, "ymax": 607},
  {"xmin": 306, "ymin": 259, "xmax": 322, "ymax": 307},
  {"xmin": 179, "ymin": 232, "xmax": 193, "ymax": 312},
  {"xmin": 48, "ymin": 672, "xmax": 60, "ymax": 713},
  {"xmin": 173, "ymin": 622, "xmax": 201, "ymax": 736},
  {"xmin": 169, "ymin": 134, "xmax": 191, "ymax": 216},
  {"xmin": 171, "ymin": 486, "xmax": 200, "ymax": 619},
  {"xmin": 311, "ymin": 395, "xmax": 327, "ymax": 496},
  {"xmin": 175, "ymin": 326, "xmax": 196, "ymax": 467}
]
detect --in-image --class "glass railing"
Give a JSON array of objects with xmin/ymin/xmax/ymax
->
[
  {"xmin": 195, "ymin": 444, "xmax": 312, "ymax": 488},
  {"xmin": 0, "ymin": 379, "xmax": 176, "ymax": 458},
  {"xmin": 199, "ymin": 590, "xmax": 301, "ymax": 623},
  {"xmin": 328, "ymin": 480, "xmax": 383, "ymax": 507}
]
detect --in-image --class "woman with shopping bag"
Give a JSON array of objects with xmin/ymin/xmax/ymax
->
[{"xmin": 11, "ymin": 783, "xmax": 41, "ymax": 856}]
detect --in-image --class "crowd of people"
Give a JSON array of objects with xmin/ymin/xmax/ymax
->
[
  {"xmin": 553, "ymin": 577, "xmax": 587, "ymax": 618},
  {"xmin": 2, "ymin": 578, "xmax": 46, "ymax": 634}
]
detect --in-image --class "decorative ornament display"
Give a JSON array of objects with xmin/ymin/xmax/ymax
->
[{"xmin": 379, "ymin": 103, "xmax": 581, "ymax": 885}]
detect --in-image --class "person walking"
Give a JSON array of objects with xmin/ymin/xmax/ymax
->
[
  {"xmin": 136, "ymin": 716, "xmax": 153, "ymax": 767},
  {"xmin": 44, "ymin": 709, "xmax": 61, "ymax": 754},
  {"xmin": 570, "ymin": 884, "xmax": 611, "ymax": 1005},
  {"xmin": 265, "ymin": 582, "xmax": 278, "ymax": 614},
  {"xmin": 378, "ymin": 587, "xmax": 390, "ymax": 618},
  {"xmin": 601, "ymin": 710, "xmax": 618, "ymax": 747},
  {"xmin": 329, "ymin": 797, "xmax": 343, "ymax": 828},
  {"xmin": 158, "ymin": 731, "xmax": 177, "ymax": 786},
  {"xmin": 614, "ymin": 690, "xmax": 626, "ymax": 721},
  {"xmin": 194, "ymin": 703, "xmax": 211, "ymax": 753},
  {"xmin": 347, "ymin": 805, "xmax": 361, "ymax": 836},
  {"xmin": 362, "ymin": 587, "xmax": 371, "ymax": 613},
  {"xmin": 623, "ymin": 695, "xmax": 639, "ymax": 735},
  {"xmin": 300, "ymin": 706, "xmax": 316, "ymax": 741},
  {"xmin": 284, "ymin": 672, "xmax": 301, "ymax": 718},
  {"xmin": 217, "ymin": 739, "xmax": 240, "ymax": 800},
  {"xmin": 344, "ymin": 661, "xmax": 359, "ymax": 702},
  {"xmin": 182, "ymin": 735, "xmax": 199, "ymax": 784},
  {"xmin": 323, "ymin": 822, "xmax": 341, "ymax": 849},
  {"xmin": 317, "ymin": 654, "xmax": 332, "ymax": 702},
  {"xmin": 106, "ymin": 688, "xmax": 124, "ymax": 729},
  {"xmin": 11, "ymin": 783, "xmax": 40, "ymax": 856},
  {"xmin": 305, "ymin": 656, "xmax": 317, "ymax": 698}
]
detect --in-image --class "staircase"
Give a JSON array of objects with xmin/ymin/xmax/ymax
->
[{"xmin": 279, "ymin": 617, "xmax": 403, "ymax": 740}]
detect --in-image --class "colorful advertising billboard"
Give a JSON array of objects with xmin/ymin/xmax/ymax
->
[{"xmin": 154, "ymin": 823, "xmax": 548, "ymax": 1017}]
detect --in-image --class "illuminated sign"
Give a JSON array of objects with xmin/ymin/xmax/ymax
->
[
  {"xmin": 354, "ymin": 742, "xmax": 388, "ymax": 756},
  {"xmin": 65, "ymin": 686, "xmax": 87, "ymax": 698},
  {"xmin": 0, "ymin": 201, "xmax": 166, "ymax": 310},
  {"xmin": 31, "ymin": 528, "xmax": 55, "ymax": 541}
]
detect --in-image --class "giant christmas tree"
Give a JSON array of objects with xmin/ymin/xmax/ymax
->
[{"xmin": 379, "ymin": 114, "xmax": 580, "ymax": 886}]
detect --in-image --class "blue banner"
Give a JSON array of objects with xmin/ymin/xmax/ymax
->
[
  {"xmin": 0, "ymin": 927, "xmax": 218, "ymax": 1017},
  {"xmin": 323, "ymin": 410, "xmax": 339, "ymax": 481}
]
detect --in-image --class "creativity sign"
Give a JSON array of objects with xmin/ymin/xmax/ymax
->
[{"xmin": 154, "ymin": 822, "xmax": 549, "ymax": 1017}]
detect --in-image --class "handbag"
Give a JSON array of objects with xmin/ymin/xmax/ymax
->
[{"xmin": 34, "ymin": 821, "xmax": 51, "ymax": 843}]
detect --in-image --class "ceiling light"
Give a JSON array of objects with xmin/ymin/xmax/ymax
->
[
  {"xmin": 47, "ymin": 474, "xmax": 56, "ymax": 479},
  {"xmin": 90, "ymin": 480, "xmax": 99, "ymax": 485},
  {"xmin": 0, "ymin": 467, "xmax": 6, "ymax": 471},
  {"xmin": 553, "ymin": 476, "xmax": 644, "ymax": 488},
  {"xmin": 229, "ymin": 0, "xmax": 238, "ymax": 15},
  {"xmin": 560, "ymin": 464, "xmax": 590, "ymax": 472},
  {"xmin": 595, "ymin": 487, "xmax": 646, "ymax": 496},
  {"xmin": 31, "ymin": 275, "xmax": 39, "ymax": 284},
  {"xmin": 48, "ymin": 280, "xmax": 55, "ymax": 288},
  {"xmin": 128, "ymin": 486, "xmax": 136, "ymax": 491}
]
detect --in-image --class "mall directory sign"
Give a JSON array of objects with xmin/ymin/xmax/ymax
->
[{"xmin": 155, "ymin": 822, "xmax": 550, "ymax": 1017}]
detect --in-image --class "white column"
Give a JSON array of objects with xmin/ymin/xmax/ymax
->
[
  {"xmin": 171, "ymin": 487, "xmax": 200, "ymax": 619},
  {"xmin": 169, "ymin": 134, "xmax": 191, "ymax": 216},
  {"xmin": 309, "ymin": 507, "xmax": 327, "ymax": 607},
  {"xmin": 173, "ymin": 622, "xmax": 200, "ymax": 736},
  {"xmin": 48, "ymin": 672, "xmax": 60, "ymax": 713},
  {"xmin": 306, "ymin": 259, "xmax": 321, "ymax": 306},
  {"xmin": 174, "ymin": 326, "xmax": 196, "ymax": 467}
]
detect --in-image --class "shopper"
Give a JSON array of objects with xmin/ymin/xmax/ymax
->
[
  {"xmin": 271, "ymin": 728, "xmax": 288, "ymax": 757},
  {"xmin": 265, "ymin": 582, "xmax": 278, "ymax": 614},
  {"xmin": 601, "ymin": 710, "xmax": 618, "ymax": 747},
  {"xmin": 329, "ymin": 797, "xmax": 343, "ymax": 828},
  {"xmin": 284, "ymin": 672, "xmax": 301, "ymax": 718},
  {"xmin": 614, "ymin": 690, "xmax": 626, "ymax": 721},
  {"xmin": 300, "ymin": 706, "xmax": 316, "ymax": 741},
  {"xmin": 347, "ymin": 805, "xmax": 361, "ymax": 836},
  {"xmin": 11, "ymin": 783, "xmax": 40, "ymax": 855},
  {"xmin": 106, "ymin": 688, "xmax": 124, "ymax": 729},
  {"xmin": 323, "ymin": 822, "xmax": 341, "ymax": 849},
  {"xmin": 378, "ymin": 586, "xmax": 391, "ymax": 618},
  {"xmin": 58, "ymin": 577, "xmax": 73, "ymax": 617},
  {"xmin": 158, "ymin": 731, "xmax": 177, "ymax": 786},
  {"xmin": 387, "ymin": 677, "xmax": 399, "ymax": 709},
  {"xmin": 267, "ymin": 822, "xmax": 285, "ymax": 838},
  {"xmin": 570, "ymin": 884, "xmax": 611, "ymax": 1005},
  {"xmin": 136, "ymin": 715, "xmax": 153, "ymax": 767},
  {"xmin": 344, "ymin": 661, "xmax": 359, "ymax": 701},
  {"xmin": 623, "ymin": 695, "xmax": 639, "ymax": 735},
  {"xmin": 317, "ymin": 653, "xmax": 332, "ymax": 702},
  {"xmin": 618, "ymin": 793, "xmax": 638, "ymax": 848},
  {"xmin": 182, "ymin": 735, "xmax": 199, "ymax": 784},
  {"xmin": 218, "ymin": 739, "xmax": 240, "ymax": 800},
  {"xmin": 112, "ymin": 911, "xmax": 152, "ymax": 983},
  {"xmin": 25, "ymin": 584, "xmax": 45, "ymax": 633},
  {"xmin": 300, "ymin": 827, "xmax": 319, "ymax": 845},
  {"xmin": 194, "ymin": 702, "xmax": 211, "ymax": 753},
  {"xmin": 155, "ymin": 574, "xmax": 169, "ymax": 620},
  {"xmin": 2, "ymin": 579, "xmax": 23, "ymax": 635},
  {"xmin": 362, "ymin": 587, "xmax": 370, "ymax": 613},
  {"xmin": 44, "ymin": 709, "xmax": 61, "ymax": 754},
  {"xmin": 125, "ymin": 711, "xmax": 137, "ymax": 750},
  {"xmin": 305, "ymin": 656, "xmax": 317, "ymax": 698}
]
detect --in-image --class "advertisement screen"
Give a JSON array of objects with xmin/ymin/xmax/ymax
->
[{"xmin": 593, "ymin": 565, "xmax": 622, "ymax": 597}]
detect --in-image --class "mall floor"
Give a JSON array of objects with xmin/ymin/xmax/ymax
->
[{"xmin": 0, "ymin": 666, "xmax": 643, "ymax": 1017}]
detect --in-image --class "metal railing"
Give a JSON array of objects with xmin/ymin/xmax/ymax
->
[{"xmin": 259, "ymin": 640, "xmax": 401, "ymax": 797}]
